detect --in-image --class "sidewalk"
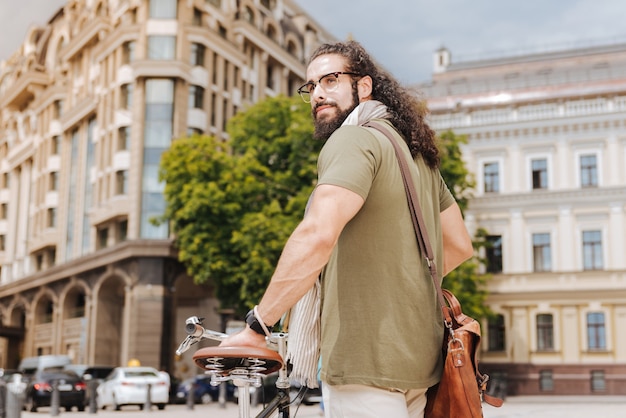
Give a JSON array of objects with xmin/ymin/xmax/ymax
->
[{"xmin": 482, "ymin": 395, "xmax": 626, "ymax": 418}]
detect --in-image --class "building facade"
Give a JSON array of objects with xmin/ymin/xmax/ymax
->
[
  {"xmin": 0, "ymin": 0, "xmax": 333, "ymax": 379},
  {"xmin": 422, "ymin": 43, "xmax": 626, "ymax": 395}
]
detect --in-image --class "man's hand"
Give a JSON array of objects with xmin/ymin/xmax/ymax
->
[{"xmin": 219, "ymin": 326, "xmax": 267, "ymax": 349}]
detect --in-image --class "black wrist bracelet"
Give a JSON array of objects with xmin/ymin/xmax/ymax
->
[{"xmin": 245, "ymin": 308, "xmax": 273, "ymax": 336}]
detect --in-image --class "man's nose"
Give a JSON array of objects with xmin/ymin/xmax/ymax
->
[{"xmin": 311, "ymin": 84, "xmax": 325, "ymax": 102}]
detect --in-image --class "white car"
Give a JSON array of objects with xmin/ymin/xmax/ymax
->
[{"xmin": 96, "ymin": 366, "xmax": 169, "ymax": 410}]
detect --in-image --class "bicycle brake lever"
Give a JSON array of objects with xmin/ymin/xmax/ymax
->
[{"xmin": 175, "ymin": 335, "xmax": 201, "ymax": 356}]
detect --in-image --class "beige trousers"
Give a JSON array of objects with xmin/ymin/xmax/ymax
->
[{"xmin": 322, "ymin": 383, "xmax": 428, "ymax": 418}]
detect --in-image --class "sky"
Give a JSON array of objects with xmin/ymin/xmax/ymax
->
[{"xmin": 2, "ymin": 0, "xmax": 626, "ymax": 84}]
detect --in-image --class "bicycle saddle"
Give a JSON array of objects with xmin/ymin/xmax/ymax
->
[{"xmin": 193, "ymin": 346, "xmax": 284, "ymax": 375}]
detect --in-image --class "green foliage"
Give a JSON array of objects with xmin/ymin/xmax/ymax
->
[
  {"xmin": 159, "ymin": 96, "xmax": 319, "ymax": 314},
  {"xmin": 438, "ymin": 130, "xmax": 492, "ymax": 319},
  {"xmin": 438, "ymin": 130, "xmax": 475, "ymax": 212},
  {"xmin": 160, "ymin": 102, "xmax": 492, "ymax": 318}
]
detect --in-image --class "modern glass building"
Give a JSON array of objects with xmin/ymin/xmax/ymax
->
[{"xmin": 0, "ymin": 0, "xmax": 333, "ymax": 380}]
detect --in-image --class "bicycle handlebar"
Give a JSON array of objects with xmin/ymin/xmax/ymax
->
[
  {"xmin": 184, "ymin": 322, "xmax": 229, "ymax": 340},
  {"xmin": 175, "ymin": 316, "xmax": 228, "ymax": 355},
  {"xmin": 175, "ymin": 315, "xmax": 288, "ymax": 357}
]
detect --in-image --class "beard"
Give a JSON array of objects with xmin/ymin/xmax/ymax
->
[{"xmin": 312, "ymin": 89, "xmax": 360, "ymax": 141}]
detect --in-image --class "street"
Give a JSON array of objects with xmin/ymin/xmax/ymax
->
[{"xmin": 16, "ymin": 395, "xmax": 626, "ymax": 418}]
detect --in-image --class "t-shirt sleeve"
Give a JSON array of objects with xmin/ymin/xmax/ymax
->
[
  {"xmin": 438, "ymin": 171, "xmax": 456, "ymax": 212},
  {"xmin": 317, "ymin": 125, "xmax": 381, "ymax": 200}
]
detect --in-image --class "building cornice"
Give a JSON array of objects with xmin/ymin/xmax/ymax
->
[
  {"xmin": 427, "ymin": 78, "xmax": 626, "ymax": 112},
  {"xmin": 468, "ymin": 186, "xmax": 626, "ymax": 212},
  {"xmin": 486, "ymin": 270, "xmax": 626, "ymax": 302},
  {"xmin": 0, "ymin": 239, "xmax": 177, "ymax": 298}
]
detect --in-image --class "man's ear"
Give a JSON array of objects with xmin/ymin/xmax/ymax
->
[{"xmin": 357, "ymin": 75, "xmax": 373, "ymax": 101}]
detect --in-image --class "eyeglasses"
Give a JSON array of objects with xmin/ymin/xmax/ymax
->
[{"xmin": 297, "ymin": 71, "xmax": 361, "ymax": 103}]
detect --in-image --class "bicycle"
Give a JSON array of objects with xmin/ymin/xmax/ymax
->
[{"xmin": 176, "ymin": 316, "xmax": 310, "ymax": 418}]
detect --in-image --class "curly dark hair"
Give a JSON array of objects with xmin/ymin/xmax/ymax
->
[{"xmin": 308, "ymin": 41, "xmax": 440, "ymax": 168}]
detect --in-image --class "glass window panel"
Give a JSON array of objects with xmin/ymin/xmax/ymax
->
[
  {"xmin": 144, "ymin": 123, "xmax": 172, "ymax": 148},
  {"xmin": 531, "ymin": 158, "xmax": 548, "ymax": 189},
  {"xmin": 532, "ymin": 233, "xmax": 551, "ymax": 272},
  {"xmin": 591, "ymin": 370, "xmax": 606, "ymax": 392},
  {"xmin": 488, "ymin": 315, "xmax": 506, "ymax": 351},
  {"xmin": 150, "ymin": 0, "xmax": 177, "ymax": 18},
  {"xmin": 146, "ymin": 79, "xmax": 174, "ymax": 103},
  {"xmin": 191, "ymin": 43, "xmax": 205, "ymax": 66},
  {"xmin": 537, "ymin": 314, "xmax": 554, "ymax": 351},
  {"xmin": 143, "ymin": 148, "xmax": 165, "ymax": 165},
  {"xmin": 580, "ymin": 154, "xmax": 598, "ymax": 187},
  {"xmin": 140, "ymin": 192, "xmax": 168, "ymax": 238},
  {"xmin": 484, "ymin": 162, "xmax": 500, "ymax": 193},
  {"xmin": 143, "ymin": 164, "xmax": 165, "ymax": 193},
  {"xmin": 145, "ymin": 103, "xmax": 174, "ymax": 121},
  {"xmin": 539, "ymin": 370, "xmax": 553, "ymax": 391},
  {"xmin": 147, "ymin": 36, "xmax": 176, "ymax": 60},
  {"xmin": 486, "ymin": 235, "xmax": 503, "ymax": 273},
  {"xmin": 587, "ymin": 312, "xmax": 606, "ymax": 350},
  {"xmin": 582, "ymin": 230, "xmax": 603, "ymax": 270}
]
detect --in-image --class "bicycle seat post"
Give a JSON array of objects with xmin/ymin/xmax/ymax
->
[
  {"xmin": 272, "ymin": 333, "xmax": 290, "ymax": 390},
  {"xmin": 232, "ymin": 373, "xmax": 253, "ymax": 418}
]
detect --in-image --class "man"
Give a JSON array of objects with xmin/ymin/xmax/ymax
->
[{"xmin": 220, "ymin": 41, "xmax": 473, "ymax": 417}]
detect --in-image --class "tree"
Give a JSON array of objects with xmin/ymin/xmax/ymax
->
[
  {"xmin": 159, "ymin": 96, "xmax": 321, "ymax": 313},
  {"xmin": 438, "ymin": 130, "xmax": 492, "ymax": 320},
  {"xmin": 160, "ymin": 102, "xmax": 491, "ymax": 318}
]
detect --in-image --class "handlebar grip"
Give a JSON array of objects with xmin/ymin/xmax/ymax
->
[{"xmin": 185, "ymin": 323, "xmax": 203, "ymax": 337}]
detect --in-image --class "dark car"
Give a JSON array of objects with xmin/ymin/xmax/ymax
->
[
  {"xmin": 174, "ymin": 375, "xmax": 235, "ymax": 404},
  {"xmin": 80, "ymin": 366, "xmax": 115, "ymax": 407},
  {"xmin": 63, "ymin": 365, "xmax": 114, "ymax": 383},
  {"xmin": 24, "ymin": 370, "xmax": 86, "ymax": 412}
]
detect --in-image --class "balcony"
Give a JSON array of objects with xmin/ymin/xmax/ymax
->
[
  {"xmin": 0, "ymin": 70, "xmax": 49, "ymax": 109},
  {"xmin": 131, "ymin": 59, "xmax": 190, "ymax": 81},
  {"xmin": 60, "ymin": 16, "xmax": 111, "ymax": 61}
]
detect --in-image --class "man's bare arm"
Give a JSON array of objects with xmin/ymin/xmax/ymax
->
[
  {"xmin": 220, "ymin": 184, "xmax": 364, "ymax": 347},
  {"xmin": 441, "ymin": 202, "xmax": 473, "ymax": 276}
]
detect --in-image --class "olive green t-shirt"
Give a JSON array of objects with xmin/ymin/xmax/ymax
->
[{"xmin": 317, "ymin": 119, "xmax": 455, "ymax": 390}]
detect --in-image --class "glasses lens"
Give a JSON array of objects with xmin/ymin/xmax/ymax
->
[
  {"xmin": 320, "ymin": 73, "xmax": 340, "ymax": 92},
  {"xmin": 298, "ymin": 83, "xmax": 313, "ymax": 103}
]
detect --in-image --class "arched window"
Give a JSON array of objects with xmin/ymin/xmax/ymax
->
[
  {"xmin": 287, "ymin": 40, "xmax": 297, "ymax": 56},
  {"xmin": 266, "ymin": 24, "xmax": 277, "ymax": 42},
  {"xmin": 244, "ymin": 6, "xmax": 254, "ymax": 24}
]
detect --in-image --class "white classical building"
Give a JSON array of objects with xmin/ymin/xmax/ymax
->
[{"xmin": 422, "ymin": 43, "xmax": 626, "ymax": 395}]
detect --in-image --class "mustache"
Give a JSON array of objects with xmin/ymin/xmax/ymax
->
[{"xmin": 313, "ymin": 101, "xmax": 337, "ymax": 113}]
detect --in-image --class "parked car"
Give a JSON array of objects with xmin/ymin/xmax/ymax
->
[
  {"xmin": 174, "ymin": 375, "xmax": 235, "ymax": 404},
  {"xmin": 63, "ymin": 364, "xmax": 114, "ymax": 382},
  {"xmin": 96, "ymin": 366, "xmax": 169, "ymax": 410},
  {"xmin": 82, "ymin": 366, "xmax": 115, "ymax": 382},
  {"xmin": 23, "ymin": 370, "xmax": 86, "ymax": 412},
  {"xmin": 63, "ymin": 365, "xmax": 115, "ymax": 407},
  {"xmin": 18, "ymin": 355, "xmax": 72, "ymax": 376}
]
